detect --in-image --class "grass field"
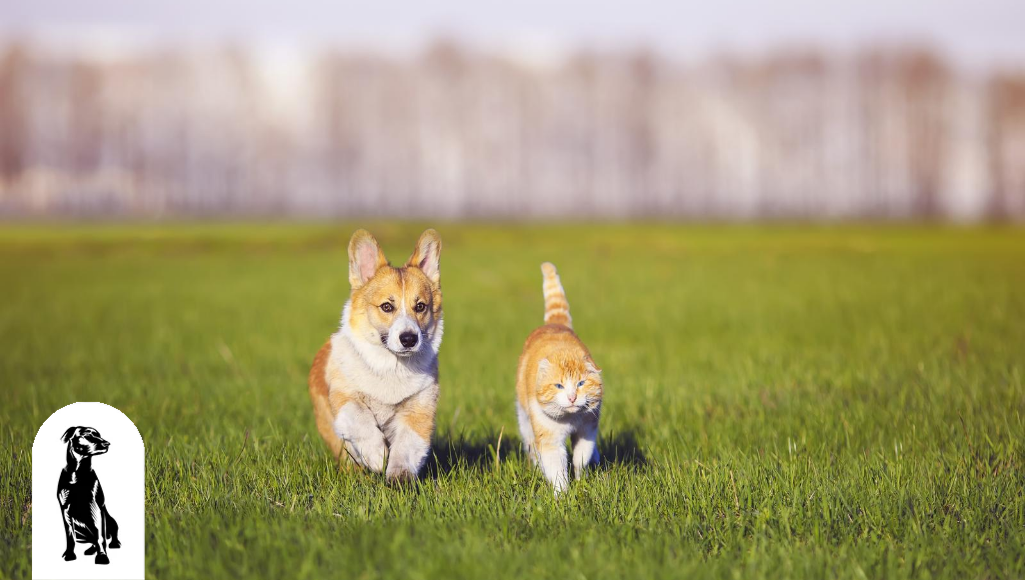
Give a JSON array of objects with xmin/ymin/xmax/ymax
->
[{"xmin": 1, "ymin": 224, "xmax": 1024, "ymax": 579}]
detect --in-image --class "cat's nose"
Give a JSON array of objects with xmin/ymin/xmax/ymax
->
[
  {"xmin": 567, "ymin": 392, "xmax": 577, "ymax": 404},
  {"xmin": 399, "ymin": 332, "xmax": 419, "ymax": 348}
]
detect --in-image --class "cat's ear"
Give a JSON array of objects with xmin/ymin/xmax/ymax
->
[
  {"xmin": 348, "ymin": 229, "xmax": 389, "ymax": 289},
  {"xmin": 584, "ymin": 356, "xmax": 602, "ymax": 375},
  {"xmin": 407, "ymin": 229, "xmax": 442, "ymax": 285},
  {"xmin": 537, "ymin": 358, "xmax": 551, "ymax": 381},
  {"xmin": 61, "ymin": 427, "xmax": 80, "ymax": 443}
]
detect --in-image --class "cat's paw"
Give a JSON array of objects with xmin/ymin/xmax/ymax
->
[
  {"xmin": 62, "ymin": 550, "xmax": 76, "ymax": 561},
  {"xmin": 95, "ymin": 553, "xmax": 110, "ymax": 565},
  {"xmin": 109, "ymin": 540, "xmax": 121, "ymax": 549},
  {"xmin": 84, "ymin": 546, "xmax": 97, "ymax": 555}
]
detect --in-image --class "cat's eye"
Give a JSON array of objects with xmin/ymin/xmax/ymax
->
[
  {"xmin": 380, "ymin": 303, "xmax": 394, "ymax": 313},
  {"xmin": 577, "ymin": 380, "xmax": 585, "ymax": 387},
  {"xmin": 415, "ymin": 302, "xmax": 427, "ymax": 313},
  {"xmin": 555, "ymin": 383, "xmax": 564, "ymax": 389}
]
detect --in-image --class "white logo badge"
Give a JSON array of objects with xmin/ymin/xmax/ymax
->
[{"xmin": 32, "ymin": 402, "xmax": 145, "ymax": 580}]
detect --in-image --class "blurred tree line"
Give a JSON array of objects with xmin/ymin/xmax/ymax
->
[{"xmin": 0, "ymin": 40, "xmax": 1023, "ymax": 220}]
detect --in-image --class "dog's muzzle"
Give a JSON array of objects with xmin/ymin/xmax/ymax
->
[{"xmin": 386, "ymin": 316, "xmax": 423, "ymax": 356}]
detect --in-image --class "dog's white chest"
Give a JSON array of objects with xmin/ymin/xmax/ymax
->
[
  {"xmin": 330, "ymin": 334, "xmax": 437, "ymax": 406},
  {"xmin": 348, "ymin": 362, "xmax": 435, "ymax": 406}
]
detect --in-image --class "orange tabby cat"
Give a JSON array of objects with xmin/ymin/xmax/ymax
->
[{"xmin": 515, "ymin": 262, "xmax": 603, "ymax": 494}]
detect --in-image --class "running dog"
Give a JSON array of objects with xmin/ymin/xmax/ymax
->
[{"xmin": 309, "ymin": 229, "xmax": 443, "ymax": 481}]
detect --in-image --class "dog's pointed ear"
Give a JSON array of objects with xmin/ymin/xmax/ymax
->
[
  {"xmin": 61, "ymin": 427, "xmax": 79, "ymax": 442},
  {"xmin": 406, "ymin": 229, "xmax": 442, "ymax": 285},
  {"xmin": 348, "ymin": 229, "xmax": 388, "ymax": 289}
]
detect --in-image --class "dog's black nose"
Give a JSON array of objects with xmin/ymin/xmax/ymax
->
[{"xmin": 399, "ymin": 332, "xmax": 419, "ymax": 348}]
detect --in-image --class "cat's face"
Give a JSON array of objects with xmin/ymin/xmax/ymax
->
[{"xmin": 536, "ymin": 355, "xmax": 602, "ymax": 416}]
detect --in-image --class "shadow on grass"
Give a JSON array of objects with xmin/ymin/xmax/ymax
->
[
  {"xmin": 423, "ymin": 427, "xmax": 646, "ymax": 478},
  {"xmin": 421, "ymin": 431, "xmax": 516, "ymax": 478},
  {"xmin": 595, "ymin": 429, "xmax": 647, "ymax": 470}
]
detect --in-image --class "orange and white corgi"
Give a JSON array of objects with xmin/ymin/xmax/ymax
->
[
  {"xmin": 309, "ymin": 229, "xmax": 443, "ymax": 481},
  {"xmin": 515, "ymin": 262, "xmax": 603, "ymax": 494}
]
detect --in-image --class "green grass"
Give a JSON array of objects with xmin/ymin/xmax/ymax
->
[{"xmin": 2, "ymin": 224, "xmax": 1024, "ymax": 579}]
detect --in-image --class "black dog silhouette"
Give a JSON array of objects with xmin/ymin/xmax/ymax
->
[{"xmin": 57, "ymin": 426, "xmax": 120, "ymax": 564}]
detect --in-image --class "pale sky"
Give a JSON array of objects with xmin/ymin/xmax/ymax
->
[{"xmin": 4, "ymin": 0, "xmax": 1025, "ymax": 67}]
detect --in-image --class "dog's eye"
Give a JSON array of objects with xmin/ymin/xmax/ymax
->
[
  {"xmin": 380, "ymin": 303, "xmax": 394, "ymax": 313},
  {"xmin": 577, "ymin": 380, "xmax": 585, "ymax": 387},
  {"xmin": 555, "ymin": 383, "xmax": 564, "ymax": 390},
  {"xmin": 414, "ymin": 302, "xmax": 427, "ymax": 313}
]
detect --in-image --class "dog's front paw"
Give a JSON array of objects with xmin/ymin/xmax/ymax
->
[
  {"xmin": 552, "ymin": 478, "xmax": 569, "ymax": 497},
  {"xmin": 385, "ymin": 465, "xmax": 419, "ymax": 484},
  {"xmin": 62, "ymin": 550, "xmax": 76, "ymax": 561},
  {"xmin": 384, "ymin": 431, "xmax": 429, "ymax": 483},
  {"xmin": 348, "ymin": 435, "xmax": 387, "ymax": 473},
  {"xmin": 384, "ymin": 447, "xmax": 425, "ymax": 482},
  {"xmin": 95, "ymin": 553, "xmax": 110, "ymax": 565}
]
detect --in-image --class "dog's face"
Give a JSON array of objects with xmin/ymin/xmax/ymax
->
[
  {"xmin": 61, "ymin": 426, "xmax": 110, "ymax": 457},
  {"xmin": 346, "ymin": 229, "xmax": 442, "ymax": 357}
]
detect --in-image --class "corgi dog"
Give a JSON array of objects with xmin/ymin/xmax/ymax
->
[
  {"xmin": 309, "ymin": 229, "xmax": 443, "ymax": 481},
  {"xmin": 515, "ymin": 262, "xmax": 603, "ymax": 494}
]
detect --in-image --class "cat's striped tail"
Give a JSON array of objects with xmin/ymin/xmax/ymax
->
[{"xmin": 541, "ymin": 262, "xmax": 573, "ymax": 329}]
